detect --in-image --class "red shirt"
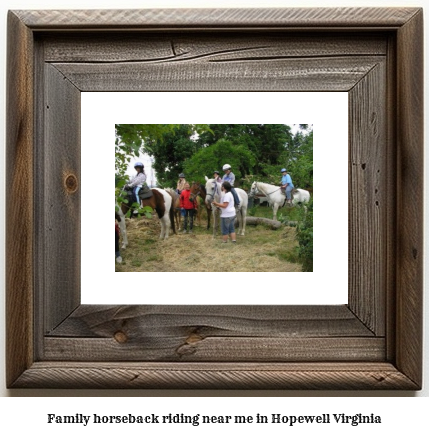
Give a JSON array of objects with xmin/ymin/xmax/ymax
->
[{"xmin": 180, "ymin": 189, "xmax": 198, "ymax": 210}]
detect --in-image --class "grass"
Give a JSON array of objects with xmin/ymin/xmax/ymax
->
[{"xmin": 115, "ymin": 204, "xmax": 304, "ymax": 272}]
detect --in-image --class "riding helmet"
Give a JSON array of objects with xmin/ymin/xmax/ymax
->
[
  {"xmin": 280, "ymin": 168, "xmax": 287, "ymax": 172},
  {"xmin": 134, "ymin": 162, "xmax": 144, "ymax": 169},
  {"xmin": 222, "ymin": 164, "xmax": 232, "ymax": 170},
  {"xmin": 179, "ymin": 173, "xmax": 185, "ymax": 178}
]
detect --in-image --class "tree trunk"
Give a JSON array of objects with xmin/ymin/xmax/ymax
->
[{"xmin": 245, "ymin": 216, "xmax": 282, "ymax": 230}]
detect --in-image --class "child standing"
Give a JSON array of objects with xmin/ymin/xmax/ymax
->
[
  {"xmin": 180, "ymin": 182, "xmax": 198, "ymax": 233},
  {"xmin": 212, "ymin": 181, "xmax": 237, "ymax": 243}
]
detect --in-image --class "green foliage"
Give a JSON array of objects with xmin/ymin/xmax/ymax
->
[
  {"xmin": 196, "ymin": 124, "xmax": 293, "ymax": 172},
  {"xmin": 115, "ymin": 124, "xmax": 212, "ymax": 187},
  {"xmin": 149, "ymin": 124, "xmax": 201, "ymax": 187},
  {"xmin": 115, "ymin": 124, "xmax": 178, "ymax": 178},
  {"xmin": 183, "ymin": 138, "xmax": 256, "ymax": 184},
  {"xmin": 296, "ymin": 199, "xmax": 313, "ymax": 272}
]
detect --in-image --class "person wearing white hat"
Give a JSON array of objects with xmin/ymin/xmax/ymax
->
[{"xmin": 222, "ymin": 164, "xmax": 240, "ymax": 210}]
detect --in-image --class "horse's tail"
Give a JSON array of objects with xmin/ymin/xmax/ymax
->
[{"xmin": 169, "ymin": 199, "xmax": 176, "ymax": 234}]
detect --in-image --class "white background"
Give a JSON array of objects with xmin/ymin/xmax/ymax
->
[
  {"xmin": 82, "ymin": 92, "xmax": 348, "ymax": 305},
  {"xmin": 0, "ymin": 0, "xmax": 428, "ymax": 427}
]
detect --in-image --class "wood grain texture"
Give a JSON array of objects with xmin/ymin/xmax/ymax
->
[
  {"xmin": 52, "ymin": 56, "xmax": 384, "ymax": 92},
  {"xmin": 6, "ymin": 11, "xmax": 35, "ymax": 388},
  {"xmin": 43, "ymin": 305, "xmax": 380, "ymax": 362},
  {"xmin": 395, "ymin": 9, "xmax": 424, "ymax": 388},
  {"xmin": 6, "ymin": 7, "xmax": 423, "ymax": 390},
  {"xmin": 14, "ymin": 8, "xmax": 420, "ymax": 29},
  {"xmin": 44, "ymin": 337, "xmax": 385, "ymax": 362},
  {"xmin": 348, "ymin": 62, "xmax": 386, "ymax": 336},
  {"xmin": 43, "ymin": 64, "xmax": 81, "ymax": 333},
  {"xmin": 11, "ymin": 362, "xmax": 419, "ymax": 390},
  {"xmin": 48, "ymin": 305, "xmax": 373, "ymax": 336},
  {"xmin": 42, "ymin": 34, "xmax": 388, "ymax": 63}
]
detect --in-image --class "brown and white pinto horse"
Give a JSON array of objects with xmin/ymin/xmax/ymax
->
[
  {"xmin": 119, "ymin": 188, "xmax": 176, "ymax": 246},
  {"xmin": 165, "ymin": 188, "xmax": 182, "ymax": 231}
]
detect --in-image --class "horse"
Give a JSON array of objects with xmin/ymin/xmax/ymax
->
[
  {"xmin": 165, "ymin": 188, "xmax": 182, "ymax": 231},
  {"xmin": 189, "ymin": 182, "xmax": 211, "ymax": 230},
  {"xmin": 115, "ymin": 204, "xmax": 128, "ymax": 249},
  {"xmin": 165, "ymin": 185, "xmax": 202, "ymax": 231},
  {"xmin": 204, "ymin": 177, "xmax": 248, "ymax": 237},
  {"xmin": 119, "ymin": 187, "xmax": 176, "ymax": 241},
  {"xmin": 249, "ymin": 181, "xmax": 310, "ymax": 221}
]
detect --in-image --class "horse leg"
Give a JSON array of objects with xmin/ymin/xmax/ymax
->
[
  {"xmin": 240, "ymin": 206, "xmax": 247, "ymax": 236},
  {"xmin": 160, "ymin": 214, "xmax": 170, "ymax": 239},
  {"xmin": 118, "ymin": 205, "xmax": 128, "ymax": 248},
  {"xmin": 212, "ymin": 210, "xmax": 217, "ymax": 238},
  {"xmin": 207, "ymin": 207, "xmax": 211, "ymax": 230},
  {"xmin": 273, "ymin": 203, "xmax": 280, "ymax": 221}
]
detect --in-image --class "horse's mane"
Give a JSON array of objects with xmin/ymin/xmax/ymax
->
[{"xmin": 255, "ymin": 181, "xmax": 277, "ymax": 189}]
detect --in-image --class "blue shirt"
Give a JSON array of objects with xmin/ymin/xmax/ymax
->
[
  {"xmin": 222, "ymin": 171, "xmax": 236, "ymax": 186},
  {"xmin": 281, "ymin": 174, "xmax": 294, "ymax": 188}
]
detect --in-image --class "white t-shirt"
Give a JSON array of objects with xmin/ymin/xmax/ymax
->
[{"xmin": 220, "ymin": 192, "xmax": 236, "ymax": 217}]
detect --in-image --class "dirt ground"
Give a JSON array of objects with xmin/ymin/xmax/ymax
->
[{"xmin": 115, "ymin": 210, "xmax": 302, "ymax": 273}]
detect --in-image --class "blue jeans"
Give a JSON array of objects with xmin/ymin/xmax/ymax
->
[
  {"xmin": 133, "ymin": 187, "xmax": 141, "ymax": 207},
  {"xmin": 231, "ymin": 187, "xmax": 240, "ymax": 206},
  {"xmin": 184, "ymin": 209, "xmax": 195, "ymax": 230},
  {"xmin": 286, "ymin": 185, "xmax": 293, "ymax": 200},
  {"xmin": 221, "ymin": 216, "xmax": 236, "ymax": 235}
]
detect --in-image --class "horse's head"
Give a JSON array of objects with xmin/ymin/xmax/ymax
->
[
  {"xmin": 249, "ymin": 181, "xmax": 258, "ymax": 198},
  {"xmin": 204, "ymin": 178, "xmax": 218, "ymax": 206},
  {"xmin": 189, "ymin": 182, "xmax": 201, "ymax": 202}
]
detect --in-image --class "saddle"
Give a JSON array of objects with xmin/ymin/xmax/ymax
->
[{"xmin": 138, "ymin": 184, "xmax": 153, "ymax": 200}]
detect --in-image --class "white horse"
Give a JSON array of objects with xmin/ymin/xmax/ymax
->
[
  {"xmin": 115, "ymin": 203, "xmax": 128, "ymax": 249},
  {"xmin": 249, "ymin": 181, "xmax": 310, "ymax": 221},
  {"xmin": 204, "ymin": 177, "xmax": 248, "ymax": 237}
]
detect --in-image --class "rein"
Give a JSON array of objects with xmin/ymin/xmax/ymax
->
[{"xmin": 252, "ymin": 182, "xmax": 282, "ymax": 198}]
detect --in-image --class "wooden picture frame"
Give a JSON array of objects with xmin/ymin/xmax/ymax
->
[{"xmin": 6, "ymin": 8, "xmax": 423, "ymax": 389}]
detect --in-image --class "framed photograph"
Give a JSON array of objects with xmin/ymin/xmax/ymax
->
[{"xmin": 6, "ymin": 7, "xmax": 423, "ymax": 389}]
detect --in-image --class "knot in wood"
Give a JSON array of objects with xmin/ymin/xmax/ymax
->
[
  {"xmin": 64, "ymin": 174, "xmax": 78, "ymax": 193},
  {"xmin": 114, "ymin": 331, "xmax": 128, "ymax": 343}
]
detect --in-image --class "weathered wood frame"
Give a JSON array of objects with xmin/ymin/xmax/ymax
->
[{"xmin": 6, "ymin": 8, "xmax": 423, "ymax": 389}]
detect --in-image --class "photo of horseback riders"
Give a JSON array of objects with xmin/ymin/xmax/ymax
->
[{"xmin": 115, "ymin": 124, "xmax": 313, "ymax": 273}]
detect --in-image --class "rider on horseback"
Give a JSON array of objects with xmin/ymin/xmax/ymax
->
[
  {"xmin": 222, "ymin": 164, "xmax": 240, "ymax": 210},
  {"xmin": 280, "ymin": 168, "xmax": 294, "ymax": 205},
  {"xmin": 125, "ymin": 162, "xmax": 147, "ymax": 209},
  {"xmin": 213, "ymin": 170, "xmax": 222, "ymax": 183}
]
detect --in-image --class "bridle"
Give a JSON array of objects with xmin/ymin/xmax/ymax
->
[
  {"xmin": 189, "ymin": 183, "xmax": 201, "ymax": 202},
  {"xmin": 205, "ymin": 180, "xmax": 219, "ymax": 202}
]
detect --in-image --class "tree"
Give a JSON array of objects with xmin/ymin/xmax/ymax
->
[
  {"xmin": 115, "ymin": 124, "xmax": 211, "ymax": 187},
  {"xmin": 196, "ymin": 124, "xmax": 293, "ymax": 173},
  {"xmin": 183, "ymin": 139, "xmax": 256, "ymax": 184},
  {"xmin": 115, "ymin": 124, "xmax": 179, "ymax": 180},
  {"xmin": 149, "ymin": 124, "xmax": 200, "ymax": 187}
]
